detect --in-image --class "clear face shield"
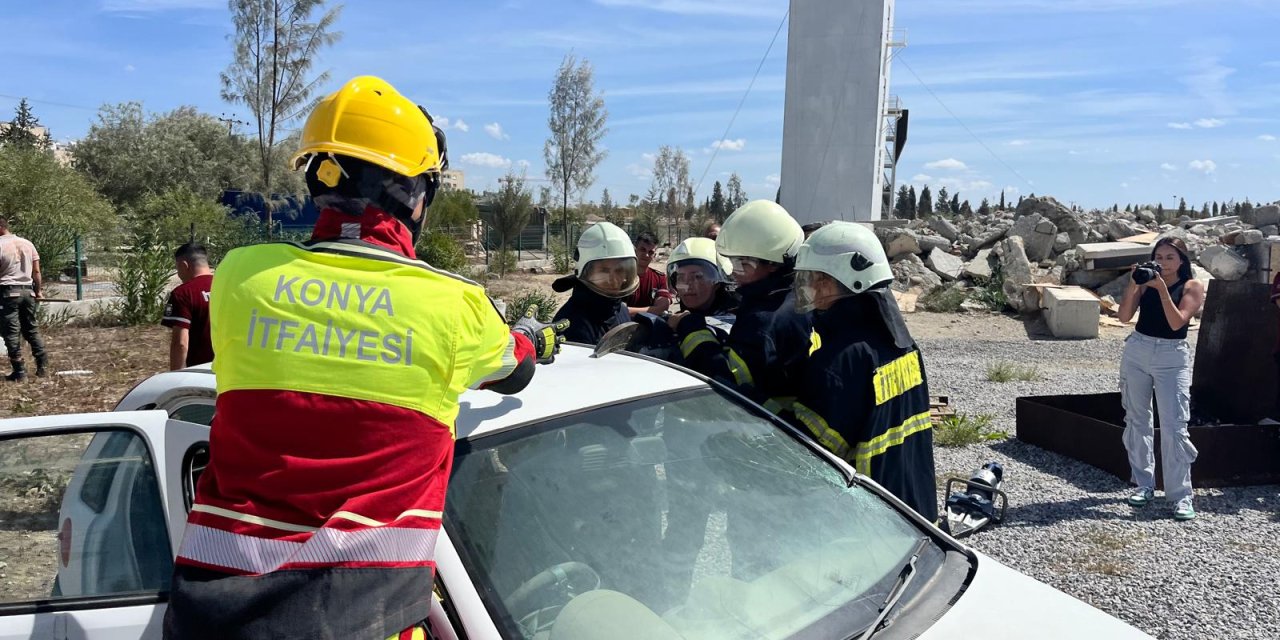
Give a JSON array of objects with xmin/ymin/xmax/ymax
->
[
  {"xmin": 582, "ymin": 257, "xmax": 639, "ymax": 299},
  {"xmin": 793, "ymin": 270, "xmax": 854, "ymax": 314},
  {"xmin": 670, "ymin": 261, "xmax": 722, "ymax": 312},
  {"xmin": 726, "ymin": 256, "xmax": 766, "ymax": 284}
]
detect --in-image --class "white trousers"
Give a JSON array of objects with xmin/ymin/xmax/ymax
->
[{"xmin": 1120, "ymin": 332, "xmax": 1197, "ymax": 502}]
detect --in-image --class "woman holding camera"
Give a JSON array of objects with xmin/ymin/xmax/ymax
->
[{"xmin": 1116, "ymin": 237, "xmax": 1205, "ymax": 520}]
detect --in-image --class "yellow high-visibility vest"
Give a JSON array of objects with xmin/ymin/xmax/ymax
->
[{"xmin": 210, "ymin": 240, "xmax": 514, "ymax": 427}]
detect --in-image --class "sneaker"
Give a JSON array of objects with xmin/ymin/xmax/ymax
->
[
  {"xmin": 1127, "ymin": 487, "xmax": 1155, "ymax": 507},
  {"xmin": 1172, "ymin": 497, "xmax": 1196, "ymax": 521}
]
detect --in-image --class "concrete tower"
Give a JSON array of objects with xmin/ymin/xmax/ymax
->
[{"xmin": 779, "ymin": 0, "xmax": 903, "ymax": 224}]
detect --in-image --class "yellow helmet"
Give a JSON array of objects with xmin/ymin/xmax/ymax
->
[{"xmin": 292, "ymin": 76, "xmax": 443, "ymax": 177}]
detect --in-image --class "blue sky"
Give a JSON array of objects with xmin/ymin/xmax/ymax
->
[{"xmin": 5, "ymin": 0, "xmax": 1280, "ymax": 210}]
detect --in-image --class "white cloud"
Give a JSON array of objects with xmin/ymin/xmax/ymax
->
[
  {"xmin": 1167, "ymin": 122, "xmax": 1193, "ymax": 130},
  {"xmin": 484, "ymin": 122, "xmax": 510, "ymax": 140},
  {"xmin": 1194, "ymin": 118, "xmax": 1225, "ymax": 128},
  {"xmin": 641, "ymin": 152, "xmax": 656, "ymax": 163},
  {"xmin": 1067, "ymin": 150, "xmax": 1083, "ymax": 155},
  {"xmin": 1188, "ymin": 159, "xmax": 1216, "ymax": 175},
  {"xmin": 434, "ymin": 116, "xmax": 469, "ymax": 133},
  {"xmin": 911, "ymin": 174, "xmax": 934, "ymax": 183},
  {"xmin": 124, "ymin": 64, "xmax": 136, "ymax": 72},
  {"xmin": 516, "ymin": 159, "xmax": 531, "ymax": 169},
  {"xmin": 1003, "ymin": 186, "xmax": 1020, "ymax": 195},
  {"xmin": 1160, "ymin": 163, "xmax": 1177, "ymax": 171},
  {"xmin": 710, "ymin": 138, "xmax": 746, "ymax": 151},
  {"xmin": 1259, "ymin": 134, "xmax": 1277, "ymax": 142},
  {"xmin": 1007, "ymin": 139, "xmax": 1031, "ymax": 146},
  {"xmin": 924, "ymin": 158, "xmax": 968, "ymax": 171},
  {"xmin": 764, "ymin": 173, "xmax": 780, "ymax": 186},
  {"xmin": 460, "ymin": 152, "xmax": 512, "ymax": 169},
  {"xmin": 938, "ymin": 178, "xmax": 994, "ymax": 192},
  {"xmin": 627, "ymin": 163, "xmax": 651, "ymax": 180},
  {"xmin": 591, "ymin": 0, "xmax": 780, "ymax": 18},
  {"xmin": 1120, "ymin": 182, "xmax": 1130, "ymax": 188}
]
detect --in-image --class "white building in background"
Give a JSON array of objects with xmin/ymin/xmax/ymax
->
[
  {"xmin": 779, "ymin": 0, "xmax": 905, "ymax": 223},
  {"xmin": 442, "ymin": 169, "xmax": 465, "ymax": 191}
]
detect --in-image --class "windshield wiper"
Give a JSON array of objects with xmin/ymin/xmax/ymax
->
[{"xmin": 852, "ymin": 537, "xmax": 928, "ymax": 640}]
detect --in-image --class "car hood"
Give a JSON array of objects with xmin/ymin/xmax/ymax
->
[{"xmin": 919, "ymin": 551, "xmax": 1153, "ymax": 640}]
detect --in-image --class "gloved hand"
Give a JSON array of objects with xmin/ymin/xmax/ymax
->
[{"xmin": 512, "ymin": 306, "xmax": 570, "ymax": 364}]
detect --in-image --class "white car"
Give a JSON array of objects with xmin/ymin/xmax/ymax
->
[{"xmin": 0, "ymin": 345, "xmax": 1152, "ymax": 640}]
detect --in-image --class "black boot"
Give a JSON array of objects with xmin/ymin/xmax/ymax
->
[
  {"xmin": 35, "ymin": 355, "xmax": 48, "ymax": 378},
  {"xmin": 5, "ymin": 360, "xmax": 25, "ymax": 382}
]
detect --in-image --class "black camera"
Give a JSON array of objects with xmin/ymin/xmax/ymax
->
[{"xmin": 1132, "ymin": 261, "xmax": 1161, "ymax": 284}]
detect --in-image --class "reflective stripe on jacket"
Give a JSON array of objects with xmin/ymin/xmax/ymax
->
[
  {"xmin": 792, "ymin": 295, "xmax": 937, "ymax": 522},
  {"xmin": 169, "ymin": 238, "xmax": 533, "ymax": 639}
]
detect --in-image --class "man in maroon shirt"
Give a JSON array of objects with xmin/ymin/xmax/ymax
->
[
  {"xmin": 625, "ymin": 231, "xmax": 672, "ymax": 316},
  {"xmin": 162, "ymin": 243, "xmax": 214, "ymax": 369}
]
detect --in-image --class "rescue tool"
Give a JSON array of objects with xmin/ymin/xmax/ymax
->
[{"xmin": 942, "ymin": 461, "xmax": 1008, "ymax": 538}]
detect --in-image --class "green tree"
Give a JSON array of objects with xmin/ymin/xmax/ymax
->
[
  {"xmin": 998, "ymin": 191, "xmax": 1006, "ymax": 211},
  {"xmin": 222, "ymin": 0, "xmax": 342, "ymax": 226},
  {"xmin": 73, "ymin": 103, "xmax": 256, "ymax": 210},
  {"xmin": 935, "ymin": 187, "xmax": 950, "ymax": 216},
  {"xmin": 486, "ymin": 171, "xmax": 533, "ymax": 276},
  {"xmin": 426, "ymin": 188, "xmax": 478, "ymax": 229},
  {"xmin": 950, "ymin": 193, "xmax": 961, "ymax": 215},
  {"xmin": 709, "ymin": 180, "xmax": 727, "ymax": 222},
  {"xmin": 726, "ymin": 172, "xmax": 747, "ymax": 212},
  {"xmin": 960, "ymin": 200, "xmax": 973, "ymax": 216},
  {"xmin": 1177, "ymin": 197, "xmax": 1188, "ymax": 218},
  {"xmin": 545, "ymin": 54, "xmax": 609, "ymax": 256},
  {"xmin": 978, "ymin": 198, "xmax": 991, "ymax": 215},
  {"xmin": 1156, "ymin": 203, "xmax": 1165, "ymax": 221},
  {"xmin": 893, "ymin": 184, "xmax": 913, "ymax": 219},
  {"xmin": 0, "ymin": 99, "xmax": 52, "ymax": 151},
  {"xmin": 1211, "ymin": 201, "xmax": 1219, "ymax": 217},
  {"xmin": 917, "ymin": 185, "xmax": 933, "ymax": 219},
  {"xmin": 0, "ymin": 146, "xmax": 116, "ymax": 272}
]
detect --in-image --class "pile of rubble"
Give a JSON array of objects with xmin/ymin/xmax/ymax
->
[{"xmin": 875, "ymin": 195, "xmax": 1280, "ymax": 319}]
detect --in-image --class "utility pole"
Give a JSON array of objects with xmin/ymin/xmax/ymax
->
[{"xmin": 217, "ymin": 113, "xmax": 248, "ymax": 137}]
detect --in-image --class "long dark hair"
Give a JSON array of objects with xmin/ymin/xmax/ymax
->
[{"xmin": 1151, "ymin": 237, "xmax": 1193, "ymax": 281}]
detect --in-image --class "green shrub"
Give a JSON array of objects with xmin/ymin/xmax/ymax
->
[
  {"xmin": 506, "ymin": 289, "xmax": 559, "ymax": 323},
  {"xmin": 491, "ymin": 250, "xmax": 518, "ymax": 276},
  {"xmin": 934, "ymin": 413, "xmax": 1006, "ymax": 448},
  {"xmin": 972, "ymin": 261, "xmax": 1008, "ymax": 311},
  {"xmin": 416, "ymin": 230, "xmax": 469, "ymax": 275},
  {"xmin": 551, "ymin": 244, "xmax": 574, "ymax": 274},
  {"xmin": 36, "ymin": 304, "xmax": 75, "ymax": 329},
  {"xmin": 115, "ymin": 225, "xmax": 175, "ymax": 326},
  {"xmin": 919, "ymin": 284, "xmax": 968, "ymax": 313},
  {"xmin": 985, "ymin": 361, "xmax": 1040, "ymax": 382}
]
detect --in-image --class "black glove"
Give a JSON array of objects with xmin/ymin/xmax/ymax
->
[{"xmin": 512, "ymin": 306, "xmax": 570, "ymax": 364}]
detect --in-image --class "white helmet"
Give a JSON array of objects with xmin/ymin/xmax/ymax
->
[
  {"xmin": 795, "ymin": 221, "xmax": 893, "ymax": 295},
  {"xmin": 574, "ymin": 221, "xmax": 639, "ymax": 298},
  {"xmin": 715, "ymin": 200, "xmax": 804, "ymax": 264},
  {"xmin": 667, "ymin": 237, "xmax": 731, "ymax": 283}
]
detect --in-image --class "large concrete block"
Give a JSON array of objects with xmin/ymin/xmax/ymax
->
[
  {"xmin": 963, "ymin": 249, "xmax": 994, "ymax": 280},
  {"xmin": 926, "ymin": 250, "xmax": 965, "ymax": 281},
  {"xmin": 1198, "ymin": 245, "xmax": 1249, "ymax": 280},
  {"xmin": 1042, "ymin": 286, "xmax": 1100, "ymax": 339},
  {"xmin": 1009, "ymin": 214, "xmax": 1057, "ymax": 262},
  {"xmin": 876, "ymin": 227, "xmax": 922, "ymax": 259},
  {"xmin": 929, "ymin": 217, "xmax": 960, "ymax": 241}
]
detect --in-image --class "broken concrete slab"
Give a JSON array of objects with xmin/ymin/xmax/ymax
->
[
  {"xmin": 1041, "ymin": 286, "xmax": 1100, "ymax": 339},
  {"xmin": 1054, "ymin": 232, "xmax": 1072, "ymax": 254},
  {"xmin": 1243, "ymin": 204, "xmax": 1280, "ymax": 227},
  {"xmin": 1198, "ymin": 245, "xmax": 1249, "ymax": 280},
  {"xmin": 876, "ymin": 227, "xmax": 922, "ymax": 259},
  {"xmin": 963, "ymin": 249, "xmax": 994, "ymax": 280},
  {"xmin": 1009, "ymin": 213, "xmax": 1058, "ymax": 262},
  {"xmin": 1107, "ymin": 218, "xmax": 1148, "ymax": 241},
  {"xmin": 926, "ymin": 250, "xmax": 965, "ymax": 281},
  {"xmin": 929, "ymin": 217, "xmax": 960, "ymax": 242},
  {"xmin": 1077, "ymin": 242, "xmax": 1151, "ymax": 270},
  {"xmin": 995, "ymin": 236, "xmax": 1036, "ymax": 313},
  {"xmin": 918, "ymin": 234, "xmax": 952, "ymax": 255},
  {"xmin": 890, "ymin": 253, "xmax": 943, "ymax": 291}
]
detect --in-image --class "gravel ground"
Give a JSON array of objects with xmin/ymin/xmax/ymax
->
[{"xmin": 912, "ymin": 311, "xmax": 1280, "ymax": 640}]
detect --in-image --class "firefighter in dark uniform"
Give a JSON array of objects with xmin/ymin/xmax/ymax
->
[
  {"xmin": 790, "ymin": 221, "xmax": 938, "ymax": 522},
  {"xmin": 552, "ymin": 221, "xmax": 637, "ymax": 346},
  {"xmin": 672, "ymin": 200, "xmax": 811, "ymax": 413}
]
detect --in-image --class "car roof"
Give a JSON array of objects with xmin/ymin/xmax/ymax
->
[{"xmin": 118, "ymin": 345, "xmax": 707, "ymax": 441}]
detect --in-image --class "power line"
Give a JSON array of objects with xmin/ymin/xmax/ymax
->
[
  {"xmin": 0, "ymin": 93, "xmax": 98, "ymax": 113},
  {"xmin": 692, "ymin": 7, "xmax": 789, "ymax": 197},
  {"xmin": 895, "ymin": 54, "xmax": 1036, "ymax": 191}
]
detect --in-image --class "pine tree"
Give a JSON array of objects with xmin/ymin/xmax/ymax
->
[
  {"xmin": 0, "ymin": 98, "xmax": 52, "ymax": 151},
  {"xmin": 935, "ymin": 187, "xmax": 950, "ymax": 216},
  {"xmin": 998, "ymin": 191, "xmax": 1006, "ymax": 211},
  {"xmin": 1125, "ymin": 204, "xmax": 1132, "ymax": 213},
  {"xmin": 950, "ymin": 193, "xmax": 960, "ymax": 215},
  {"xmin": 1200, "ymin": 203, "xmax": 1210, "ymax": 218},
  {"xmin": 1017, "ymin": 195, "xmax": 1024, "ymax": 206},
  {"xmin": 1212, "ymin": 201, "xmax": 1219, "ymax": 217},
  {"xmin": 908, "ymin": 185, "xmax": 917, "ymax": 215},
  {"xmin": 893, "ymin": 184, "xmax": 913, "ymax": 219},
  {"xmin": 978, "ymin": 197, "xmax": 991, "ymax": 215},
  {"xmin": 1156, "ymin": 203, "xmax": 1165, "ymax": 221},
  {"xmin": 917, "ymin": 186, "xmax": 933, "ymax": 219},
  {"xmin": 960, "ymin": 200, "xmax": 973, "ymax": 216},
  {"xmin": 1177, "ymin": 197, "xmax": 1188, "ymax": 218},
  {"xmin": 1241, "ymin": 199, "xmax": 1254, "ymax": 219},
  {"xmin": 709, "ymin": 180, "xmax": 727, "ymax": 222}
]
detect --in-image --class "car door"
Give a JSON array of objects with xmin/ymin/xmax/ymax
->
[{"xmin": 0, "ymin": 411, "xmax": 205, "ymax": 640}]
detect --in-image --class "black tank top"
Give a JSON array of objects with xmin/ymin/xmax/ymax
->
[{"xmin": 1135, "ymin": 278, "xmax": 1187, "ymax": 339}]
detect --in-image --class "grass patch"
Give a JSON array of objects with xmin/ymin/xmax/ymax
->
[
  {"xmin": 918, "ymin": 284, "xmax": 969, "ymax": 313},
  {"xmin": 934, "ymin": 413, "xmax": 1006, "ymax": 447},
  {"xmin": 985, "ymin": 361, "xmax": 1040, "ymax": 382}
]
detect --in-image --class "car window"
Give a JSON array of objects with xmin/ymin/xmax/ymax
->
[
  {"xmin": 0, "ymin": 429, "xmax": 172, "ymax": 606},
  {"xmin": 168, "ymin": 402, "xmax": 215, "ymax": 427},
  {"xmin": 446, "ymin": 389, "xmax": 936, "ymax": 640}
]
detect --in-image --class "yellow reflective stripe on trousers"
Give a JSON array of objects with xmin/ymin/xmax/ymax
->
[
  {"xmin": 853, "ymin": 411, "xmax": 932, "ymax": 476},
  {"xmin": 724, "ymin": 349, "xmax": 754, "ymax": 387},
  {"xmin": 680, "ymin": 329, "xmax": 719, "ymax": 358},
  {"xmin": 873, "ymin": 351, "xmax": 924, "ymax": 406},
  {"xmin": 794, "ymin": 402, "xmax": 850, "ymax": 458}
]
